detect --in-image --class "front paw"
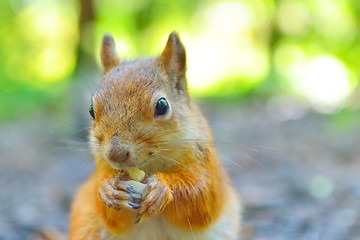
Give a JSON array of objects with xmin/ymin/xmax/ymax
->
[
  {"xmin": 137, "ymin": 176, "xmax": 173, "ymax": 222},
  {"xmin": 99, "ymin": 176, "xmax": 142, "ymax": 211}
]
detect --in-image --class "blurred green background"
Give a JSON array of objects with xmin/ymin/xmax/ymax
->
[
  {"xmin": 1, "ymin": 0, "xmax": 360, "ymax": 121},
  {"xmin": 1, "ymin": 1, "xmax": 360, "ymax": 238}
]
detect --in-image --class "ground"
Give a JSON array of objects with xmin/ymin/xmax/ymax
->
[{"xmin": 1, "ymin": 99, "xmax": 359, "ymax": 240}]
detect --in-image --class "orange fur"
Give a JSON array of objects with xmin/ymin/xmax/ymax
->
[
  {"xmin": 69, "ymin": 32, "xmax": 240, "ymax": 239},
  {"xmin": 69, "ymin": 173, "xmax": 101, "ymax": 239}
]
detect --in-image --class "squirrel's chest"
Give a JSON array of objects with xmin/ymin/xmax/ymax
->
[{"xmin": 100, "ymin": 217, "xmax": 195, "ymax": 240}]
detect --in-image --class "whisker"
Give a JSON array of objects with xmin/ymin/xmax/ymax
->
[
  {"xmin": 137, "ymin": 129, "xmax": 180, "ymax": 144},
  {"xmin": 136, "ymin": 125, "xmax": 206, "ymax": 144},
  {"xmin": 229, "ymin": 160, "xmax": 243, "ymax": 169},
  {"xmin": 187, "ymin": 217, "xmax": 198, "ymax": 240},
  {"xmin": 136, "ymin": 125, "xmax": 156, "ymax": 142},
  {"xmin": 59, "ymin": 138, "xmax": 88, "ymax": 144},
  {"xmin": 140, "ymin": 144, "xmax": 195, "ymax": 153},
  {"xmin": 217, "ymin": 143, "xmax": 259, "ymax": 152},
  {"xmin": 157, "ymin": 148, "xmax": 195, "ymax": 152},
  {"xmin": 221, "ymin": 156, "xmax": 244, "ymax": 169},
  {"xmin": 154, "ymin": 153, "xmax": 192, "ymax": 172},
  {"xmin": 155, "ymin": 139, "xmax": 213, "ymax": 144},
  {"xmin": 244, "ymin": 144, "xmax": 280, "ymax": 152},
  {"xmin": 155, "ymin": 139, "xmax": 278, "ymax": 155},
  {"xmin": 234, "ymin": 150, "xmax": 265, "ymax": 168},
  {"xmin": 51, "ymin": 139, "xmax": 91, "ymax": 153}
]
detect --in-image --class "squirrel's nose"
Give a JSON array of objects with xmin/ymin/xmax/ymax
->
[
  {"xmin": 106, "ymin": 136, "xmax": 131, "ymax": 164},
  {"xmin": 108, "ymin": 146, "xmax": 130, "ymax": 163}
]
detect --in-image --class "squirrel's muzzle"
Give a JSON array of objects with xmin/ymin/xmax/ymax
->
[{"xmin": 105, "ymin": 135, "xmax": 131, "ymax": 165}]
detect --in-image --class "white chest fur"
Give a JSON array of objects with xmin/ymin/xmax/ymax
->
[
  {"xmin": 100, "ymin": 216, "xmax": 199, "ymax": 240},
  {"xmin": 100, "ymin": 194, "xmax": 240, "ymax": 240}
]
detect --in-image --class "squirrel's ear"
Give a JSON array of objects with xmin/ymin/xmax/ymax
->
[
  {"xmin": 159, "ymin": 32, "xmax": 187, "ymax": 92},
  {"xmin": 101, "ymin": 34, "xmax": 120, "ymax": 73}
]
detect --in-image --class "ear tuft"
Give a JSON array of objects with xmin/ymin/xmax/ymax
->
[
  {"xmin": 159, "ymin": 32, "xmax": 186, "ymax": 78},
  {"xmin": 158, "ymin": 32, "xmax": 187, "ymax": 92},
  {"xmin": 101, "ymin": 34, "xmax": 120, "ymax": 73}
]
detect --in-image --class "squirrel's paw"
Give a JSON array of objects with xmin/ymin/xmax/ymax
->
[
  {"xmin": 136, "ymin": 176, "xmax": 173, "ymax": 223},
  {"xmin": 99, "ymin": 176, "xmax": 142, "ymax": 211}
]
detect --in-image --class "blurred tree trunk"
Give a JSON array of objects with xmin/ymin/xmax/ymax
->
[
  {"xmin": 75, "ymin": 0, "xmax": 96, "ymax": 76},
  {"xmin": 72, "ymin": 0, "xmax": 97, "ymax": 139},
  {"xmin": 254, "ymin": 4, "xmax": 281, "ymax": 97}
]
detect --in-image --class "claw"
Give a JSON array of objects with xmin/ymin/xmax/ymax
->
[
  {"xmin": 135, "ymin": 213, "xmax": 142, "ymax": 224},
  {"xmin": 128, "ymin": 193, "xmax": 142, "ymax": 202},
  {"xmin": 126, "ymin": 185, "xmax": 138, "ymax": 194},
  {"xmin": 129, "ymin": 202, "xmax": 141, "ymax": 209}
]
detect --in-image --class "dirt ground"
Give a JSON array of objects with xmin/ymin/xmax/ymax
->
[{"xmin": 1, "ymin": 99, "xmax": 360, "ymax": 240}]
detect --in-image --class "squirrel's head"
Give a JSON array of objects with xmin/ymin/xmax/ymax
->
[{"xmin": 90, "ymin": 32, "xmax": 208, "ymax": 173}]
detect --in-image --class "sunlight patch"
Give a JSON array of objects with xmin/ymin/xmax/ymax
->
[{"xmin": 290, "ymin": 55, "xmax": 353, "ymax": 112}]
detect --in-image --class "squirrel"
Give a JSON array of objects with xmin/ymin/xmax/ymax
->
[{"xmin": 69, "ymin": 32, "xmax": 241, "ymax": 240}]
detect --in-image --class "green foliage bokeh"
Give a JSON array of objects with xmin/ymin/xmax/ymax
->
[{"xmin": 1, "ymin": 0, "xmax": 360, "ymax": 120}]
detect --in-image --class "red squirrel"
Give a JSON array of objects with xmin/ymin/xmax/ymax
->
[{"xmin": 69, "ymin": 32, "xmax": 241, "ymax": 239}]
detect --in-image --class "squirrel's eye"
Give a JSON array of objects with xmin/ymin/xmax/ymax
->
[
  {"xmin": 155, "ymin": 98, "xmax": 169, "ymax": 117},
  {"xmin": 89, "ymin": 103, "xmax": 95, "ymax": 119}
]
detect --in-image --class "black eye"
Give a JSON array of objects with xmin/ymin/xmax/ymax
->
[
  {"xmin": 89, "ymin": 103, "xmax": 95, "ymax": 119},
  {"xmin": 155, "ymin": 98, "xmax": 169, "ymax": 117}
]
